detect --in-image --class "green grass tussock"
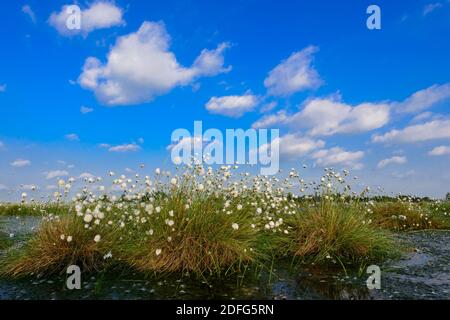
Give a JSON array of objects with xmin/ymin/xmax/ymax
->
[
  {"xmin": 111, "ymin": 188, "xmax": 272, "ymax": 276},
  {"xmin": 0, "ymin": 215, "xmax": 119, "ymax": 278},
  {"xmin": 283, "ymin": 199, "xmax": 398, "ymax": 265}
]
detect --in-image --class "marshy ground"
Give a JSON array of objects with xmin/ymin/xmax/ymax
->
[
  {"xmin": 0, "ymin": 166, "xmax": 449, "ymax": 300},
  {"xmin": 0, "ymin": 215, "xmax": 448, "ymax": 299}
]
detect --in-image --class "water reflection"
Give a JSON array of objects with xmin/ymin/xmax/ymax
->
[{"xmin": 0, "ymin": 262, "xmax": 371, "ymax": 300}]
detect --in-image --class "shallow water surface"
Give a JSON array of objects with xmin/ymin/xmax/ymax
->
[{"xmin": 0, "ymin": 216, "xmax": 449, "ymax": 300}]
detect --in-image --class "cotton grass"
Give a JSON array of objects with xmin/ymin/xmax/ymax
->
[{"xmin": 3, "ymin": 164, "xmax": 446, "ymax": 279}]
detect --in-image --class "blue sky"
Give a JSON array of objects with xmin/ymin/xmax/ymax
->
[{"xmin": 1, "ymin": 0, "xmax": 450, "ymax": 200}]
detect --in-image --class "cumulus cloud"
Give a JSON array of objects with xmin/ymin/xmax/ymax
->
[
  {"xmin": 428, "ymin": 145, "xmax": 450, "ymax": 156},
  {"xmin": 264, "ymin": 46, "xmax": 322, "ymax": 96},
  {"xmin": 79, "ymin": 21, "xmax": 230, "ymax": 105},
  {"xmin": 253, "ymin": 97, "xmax": 390, "ymax": 136},
  {"xmin": 253, "ymin": 110, "xmax": 289, "ymax": 129},
  {"xmin": 22, "ymin": 5, "xmax": 36, "ymax": 23},
  {"xmin": 298, "ymin": 99, "xmax": 390, "ymax": 136},
  {"xmin": 65, "ymin": 133, "xmax": 79, "ymax": 141},
  {"xmin": 45, "ymin": 170, "xmax": 69, "ymax": 180},
  {"xmin": 80, "ymin": 106, "xmax": 94, "ymax": 114},
  {"xmin": 394, "ymin": 84, "xmax": 450, "ymax": 114},
  {"xmin": 373, "ymin": 119, "xmax": 450, "ymax": 143},
  {"xmin": 252, "ymin": 133, "xmax": 324, "ymax": 163},
  {"xmin": 49, "ymin": 1, "xmax": 125, "ymax": 36},
  {"xmin": 254, "ymin": 84, "xmax": 450, "ymax": 139},
  {"xmin": 377, "ymin": 156, "xmax": 407, "ymax": 169},
  {"xmin": 311, "ymin": 147, "xmax": 364, "ymax": 169},
  {"xmin": 205, "ymin": 94, "xmax": 258, "ymax": 117},
  {"xmin": 108, "ymin": 143, "xmax": 141, "ymax": 152},
  {"xmin": 277, "ymin": 134, "xmax": 325, "ymax": 160},
  {"xmin": 11, "ymin": 159, "xmax": 31, "ymax": 168}
]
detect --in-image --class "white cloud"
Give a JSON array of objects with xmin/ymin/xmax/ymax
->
[
  {"xmin": 49, "ymin": 1, "xmax": 125, "ymax": 36},
  {"xmin": 108, "ymin": 143, "xmax": 141, "ymax": 152},
  {"xmin": 22, "ymin": 5, "xmax": 36, "ymax": 23},
  {"xmin": 205, "ymin": 94, "xmax": 258, "ymax": 117},
  {"xmin": 377, "ymin": 156, "xmax": 407, "ymax": 169},
  {"xmin": 278, "ymin": 134, "xmax": 325, "ymax": 159},
  {"xmin": 428, "ymin": 145, "xmax": 450, "ymax": 156},
  {"xmin": 411, "ymin": 111, "xmax": 434, "ymax": 123},
  {"xmin": 0, "ymin": 184, "xmax": 8, "ymax": 191},
  {"xmin": 260, "ymin": 101, "xmax": 278, "ymax": 113},
  {"xmin": 79, "ymin": 21, "xmax": 230, "ymax": 105},
  {"xmin": 65, "ymin": 133, "xmax": 79, "ymax": 141},
  {"xmin": 311, "ymin": 147, "xmax": 364, "ymax": 169},
  {"xmin": 394, "ymin": 84, "xmax": 450, "ymax": 114},
  {"xmin": 264, "ymin": 46, "xmax": 322, "ymax": 96},
  {"xmin": 423, "ymin": 3, "xmax": 443, "ymax": 15},
  {"xmin": 253, "ymin": 97, "xmax": 390, "ymax": 136},
  {"xmin": 373, "ymin": 119, "xmax": 450, "ymax": 143},
  {"xmin": 299, "ymin": 99, "xmax": 390, "ymax": 136},
  {"xmin": 252, "ymin": 110, "xmax": 289, "ymax": 129},
  {"xmin": 79, "ymin": 172, "xmax": 95, "ymax": 179},
  {"xmin": 80, "ymin": 106, "xmax": 94, "ymax": 114},
  {"xmin": 11, "ymin": 159, "xmax": 31, "ymax": 168},
  {"xmin": 255, "ymin": 84, "xmax": 450, "ymax": 137},
  {"xmin": 45, "ymin": 170, "xmax": 69, "ymax": 180},
  {"xmin": 0, "ymin": 84, "xmax": 6, "ymax": 92},
  {"xmin": 253, "ymin": 134, "xmax": 324, "ymax": 163}
]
